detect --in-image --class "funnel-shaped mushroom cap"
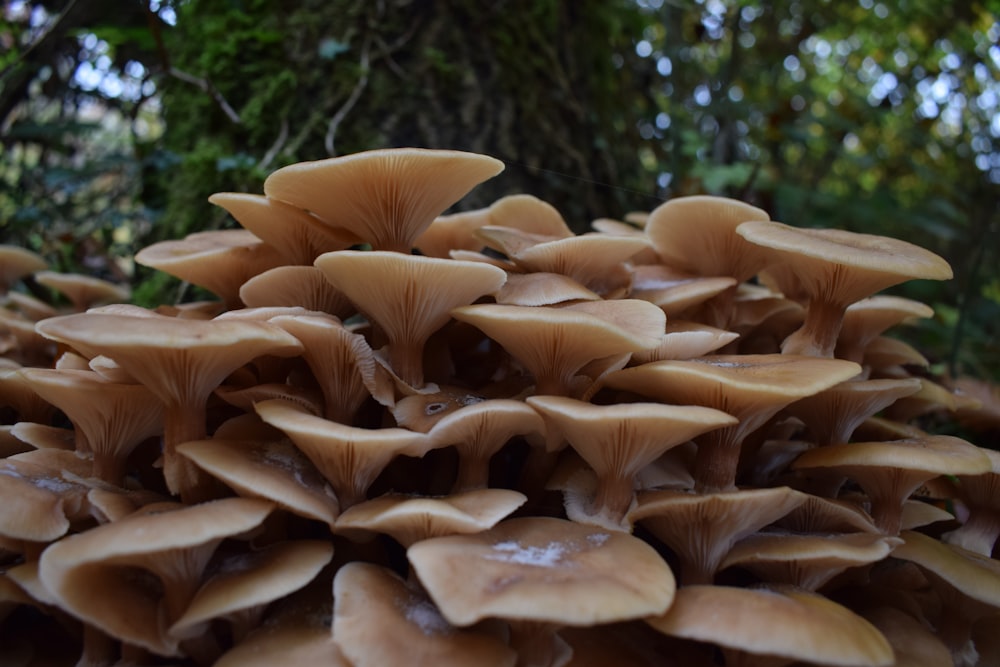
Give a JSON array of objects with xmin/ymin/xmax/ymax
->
[
  {"xmin": 0, "ymin": 245, "xmax": 46, "ymax": 291},
  {"xmin": 793, "ymin": 436, "xmax": 991, "ymax": 534},
  {"xmin": 452, "ymin": 300, "xmax": 666, "ymax": 397},
  {"xmin": 239, "ymin": 266, "xmax": 355, "ymax": 319},
  {"xmin": 836, "ymin": 296, "xmax": 935, "ymax": 363},
  {"xmin": 209, "ymin": 192, "xmax": 359, "ymax": 264},
  {"xmin": 629, "ymin": 487, "xmax": 807, "ymax": 585},
  {"xmin": 631, "ymin": 321, "xmax": 739, "ymax": 364},
  {"xmin": 34, "ymin": 272, "xmax": 131, "ymax": 311},
  {"xmin": 263, "ymin": 148, "xmax": 504, "ymax": 253},
  {"xmin": 408, "ymin": 516, "xmax": 675, "ymax": 627},
  {"xmin": 527, "ymin": 396, "xmax": 736, "ymax": 528},
  {"xmin": 178, "ymin": 438, "xmax": 340, "ymax": 527},
  {"xmin": 35, "ymin": 311, "xmax": 303, "ymax": 498},
  {"xmin": 333, "ymin": 562, "xmax": 517, "ymax": 667},
  {"xmin": 646, "ymin": 585, "xmax": 893, "ymax": 667},
  {"xmin": 314, "ymin": 251, "xmax": 507, "ymax": 388},
  {"xmin": 135, "ymin": 229, "xmax": 285, "ymax": 309},
  {"xmin": 494, "ymin": 273, "xmax": 601, "ymax": 306},
  {"xmin": 38, "ymin": 497, "xmax": 274, "ymax": 656},
  {"xmin": 509, "ymin": 234, "xmax": 652, "ymax": 296},
  {"xmin": 335, "ymin": 489, "xmax": 526, "ymax": 547},
  {"xmin": 646, "ymin": 196, "xmax": 772, "ymax": 281},
  {"xmin": 602, "ymin": 355, "xmax": 861, "ymax": 491},
  {"xmin": 255, "ymin": 398, "xmax": 431, "ymax": 509},
  {"xmin": 169, "ymin": 540, "xmax": 334, "ymax": 638},
  {"xmin": 736, "ymin": 221, "xmax": 952, "ymax": 357},
  {"xmin": 893, "ymin": 530, "xmax": 1000, "ymax": 610},
  {"xmin": 415, "ymin": 207, "xmax": 493, "ymax": 258},
  {"xmin": 488, "ymin": 194, "xmax": 574, "ymax": 238}
]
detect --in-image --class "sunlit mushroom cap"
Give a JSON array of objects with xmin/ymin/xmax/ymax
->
[
  {"xmin": 263, "ymin": 148, "xmax": 504, "ymax": 252},
  {"xmin": 408, "ymin": 516, "xmax": 676, "ymax": 627},
  {"xmin": 645, "ymin": 195, "xmax": 772, "ymax": 281}
]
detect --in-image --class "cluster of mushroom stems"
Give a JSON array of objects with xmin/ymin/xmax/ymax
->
[{"xmin": 0, "ymin": 147, "xmax": 998, "ymax": 667}]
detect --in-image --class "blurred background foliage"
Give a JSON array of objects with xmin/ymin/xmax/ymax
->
[{"xmin": 1, "ymin": 0, "xmax": 998, "ymax": 381}]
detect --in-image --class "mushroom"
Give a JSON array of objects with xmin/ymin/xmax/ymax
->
[
  {"xmin": 0, "ymin": 245, "xmax": 47, "ymax": 293},
  {"xmin": 33, "ymin": 271, "xmax": 131, "ymax": 312},
  {"xmin": 332, "ymin": 562, "xmax": 516, "ymax": 667},
  {"xmin": 239, "ymin": 266, "xmax": 356, "ymax": 319},
  {"xmin": 600, "ymin": 355, "xmax": 862, "ymax": 491},
  {"xmin": 408, "ymin": 516, "xmax": 676, "ymax": 667},
  {"xmin": 313, "ymin": 250, "xmax": 507, "ymax": 388},
  {"xmin": 526, "ymin": 396, "xmax": 736, "ymax": 529},
  {"xmin": 255, "ymin": 398, "xmax": 432, "ymax": 509},
  {"xmin": 263, "ymin": 148, "xmax": 505, "ymax": 253},
  {"xmin": 791, "ymin": 436, "xmax": 992, "ymax": 534},
  {"xmin": 735, "ymin": 221, "xmax": 953, "ymax": 357},
  {"xmin": 38, "ymin": 498, "xmax": 274, "ymax": 658},
  {"xmin": 35, "ymin": 311, "xmax": 304, "ymax": 501},
  {"xmin": 645, "ymin": 585, "xmax": 893, "ymax": 667}
]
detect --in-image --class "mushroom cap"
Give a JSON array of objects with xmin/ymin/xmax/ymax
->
[
  {"xmin": 169, "ymin": 540, "xmax": 334, "ymax": 636},
  {"xmin": 335, "ymin": 488, "xmax": 526, "ymax": 548},
  {"xmin": 494, "ymin": 273, "xmax": 601, "ymax": 307},
  {"xmin": 487, "ymin": 194, "xmax": 573, "ymax": 238},
  {"xmin": 736, "ymin": 221, "xmax": 953, "ymax": 306},
  {"xmin": 414, "ymin": 207, "xmax": 493, "ymax": 258},
  {"xmin": 451, "ymin": 300, "xmax": 665, "ymax": 396},
  {"xmin": 255, "ymin": 398, "xmax": 432, "ymax": 508},
  {"xmin": 792, "ymin": 435, "xmax": 991, "ymax": 478},
  {"xmin": 332, "ymin": 562, "xmax": 517, "ymax": 667},
  {"xmin": 893, "ymin": 529, "xmax": 1000, "ymax": 610},
  {"xmin": 209, "ymin": 192, "xmax": 359, "ymax": 264},
  {"xmin": 313, "ymin": 250, "xmax": 507, "ymax": 386},
  {"xmin": 134, "ymin": 229, "xmax": 285, "ymax": 308},
  {"xmin": 407, "ymin": 516, "xmax": 676, "ymax": 627},
  {"xmin": 508, "ymin": 234, "xmax": 652, "ymax": 295},
  {"xmin": 646, "ymin": 585, "xmax": 893, "ymax": 666},
  {"xmin": 178, "ymin": 438, "xmax": 340, "ymax": 527},
  {"xmin": 239, "ymin": 266, "xmax": 355, "ymax": 319},
  {"xmin": 645, "ymin": 195, "xmax": 772, "ymax": 281},
  {"xmin": 38, "ymin": 497, "xmax": 274, "ymax": 656},
  {"xmin": 0, "ymin": 245, "xmax": 47, "ymax": 291},
  {"xmin": 34, "ymin": 271, "xmax": 131, "ymax": 310},
  {"xmin": 263, "ymin": 148, "xmax": 504, "ymax": 252},
  {"xmin": 630, "ymin": 321, "xmax": 739, "ymax": 364}
]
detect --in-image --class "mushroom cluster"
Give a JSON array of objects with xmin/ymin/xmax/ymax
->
[{"xmin": 0, "ymin": 147, "xmax": 997, "ymax": 666}]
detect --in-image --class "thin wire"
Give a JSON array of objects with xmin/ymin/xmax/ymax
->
[{"xmin": 498, "ymin": 159, "xmax": 668, "ymax": 205}]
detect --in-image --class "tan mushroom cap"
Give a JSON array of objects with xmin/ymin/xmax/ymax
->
[
  {"xmin": 314, "ymin": 250, "xmax": 507, "ymax": 388},
  {"xmin": 784, "ymin": 377, "xmax": 923, "ymax": 446},
  {"xmin": 135, "ymin": 229, "xmax": 285, "ymax": 309},
  {"xmin": 451, "ymin": 300, "xmax": 665, "ymax": 397},
  {"xmin": 209, "ymin": 192, "xmax": 359, "ymax": 264},
  {"xmin": 836, "ymin": 296, "xmax": 936, "ymax": 363},
  {"xmin": 0, "ymin": 245, "xmax": 47, "ymax": 292},
  {"xmin": 169, "ymin": 540, "xmax": 334, "ymax": 639},
  {"xmin": 239, "ymin": 266, "xmax": 355, "ymax": 319},
  {"xmin": 629, "ymin": 265, "xmax": 738, "ymax": 317},
  {"xmin": 646, "ymin": 585, "xmax": 893, "ymax": 667},
  {"xmin": 721, "ymin": 531, "xmax": 902, "ymax": 591},
  {"xmin": 178, "ymin": 438, "xmax": 340, "ymax": 527},
  {"xmin": 628, "ymin": 486, "xmax": 807, "ymax": 585},
  {"xmin": 408, "ymin": 516, "xmax": 676, "ymax": 627},
  {"xmin": 263, "ymin": 148, "xmax": 504, "ymax": 253},
  {"xmin": 333, "ymin": 562, "xmax": 516, "ymax": 667},
  {"xmin": 335, "ymin": 488, "xmax": 526, "ymax": 548},
  {"xmin": 526, "ymin": 396, "xmax": 736, "ymax": 529},
  {"xmin": 269, "ymin": 312, "xmax": 383, "ymax": 422},
  {"xmin": 508, "ymin": 234, "xmax": 652, "ymax": 296},
  {"xmin": 494, "ymin": 272, "xmax": 601, "ymax": 307},
  {"xmin": 18, "ymin": 368, "xmax": 163, "ymax": 484},
  {"xmin": 487, "ymin": 194, "xmax": 574, "ymax": 238},
  {"xmin": 736, "ymin": 221, "xmax": 952, "ymax": 357},
  {"xmin": 645, "ymin": 195, "xmax": 772, "ymax": 282},
  {"xmin": 630, "ymin": 321, "xmax": 739, "ymax": 364},
  {"xmin": 601, "ymin": 354, "xmax": 862, "ymax": 491},
  {"xmin": 38, "ymin": 497, "xmax": 274, "ymax": 657},
  {"xmin": 415, "ymin": 207, "xmax": 493, "ymax": 258},
  {"xmin": 33, "ymin": 271, "xmax": 130, "ymax": 311},
  {"xmin": 35, "ymin": 311, "xmax": 304, "ymax": 500},
  {"xmin": 255, "ymin": 398, "xmax": 432, "ymax": 509},
  {"xmin": 862, "ymin": 606, "xmax": 953, "ymax": 667},
  {"xmin": 792, "ymin": 436, "xmax": 991, "ymax": 534}
]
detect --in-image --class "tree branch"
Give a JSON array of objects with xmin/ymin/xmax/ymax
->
[{"xmin": 325, "ymin": 36, "xmax": 371, "ymax": 156}]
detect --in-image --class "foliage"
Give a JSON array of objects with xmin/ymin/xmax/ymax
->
[{"xmin": 0, "ymin": 0, "xmax": 998, "ymax": 381}]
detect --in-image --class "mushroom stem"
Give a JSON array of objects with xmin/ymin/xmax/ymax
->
[
  {"xmin": 453, "ymin": 454, "xmax": 491, "ymax": 492},
  {"xmin": 781, "ymin": 298, "xmax": 845, "ymax": 358},
  {"xmin": 92, "ymin": 450, "xmax": 128, "ymax": 487},
  {"xmin": 388, "ymin": 340, "xmax": 425, "ymax": 389},
  {"xmin": 944, "ymin": 509, "xmax": 1000, "ymax": 556},
  {"xmin": 163, "ymin": 402, "xmax": 213, "ymax": 503},
  {"xmin": 591, "ymin": 474, "xmax": 635, "ymax": 526},
  {"xmin": 692, "ymin": 427, "xmax": 741, "ymax": 493}
]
